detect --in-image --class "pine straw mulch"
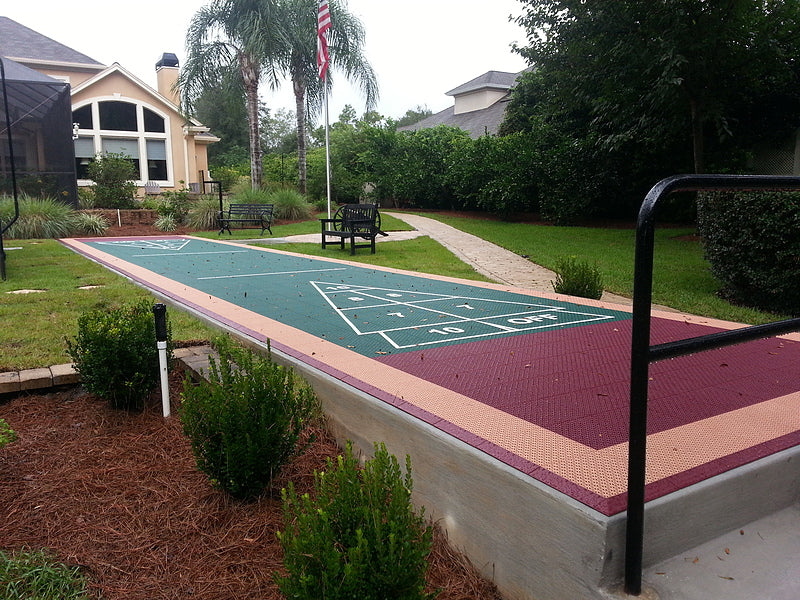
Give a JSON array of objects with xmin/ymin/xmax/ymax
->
[{"xmin": 0, "ymin": 369, "xmax": 502, "ymax": 600}]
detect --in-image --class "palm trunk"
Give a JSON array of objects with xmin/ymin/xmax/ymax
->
[
  {"xmin": 294, "ymin": 78, "xmax": 307, "ymax": 195},
  {"xmin": 241, "ymin": 58, "xmax": 262, "ymax": 189}
]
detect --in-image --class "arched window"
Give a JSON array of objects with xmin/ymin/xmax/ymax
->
[{"xmin": 73, "ymin": 100, "xmax": 170, "ymax": 184}]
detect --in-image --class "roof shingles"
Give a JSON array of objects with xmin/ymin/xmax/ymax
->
[{"xmin": 0, "ymin": 16, "xmax": 103, "ymax": 67}]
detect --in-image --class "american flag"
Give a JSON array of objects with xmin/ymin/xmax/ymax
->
[{"xmin": 317, "ymin": 0, "xmax": 331, "ymax": 80}]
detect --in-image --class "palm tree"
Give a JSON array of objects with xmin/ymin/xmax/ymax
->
[
  {"xmin": 277, "ymin": 0, "xmax": 378, "ymax": 194},
  {"xmin": 181, "ymin": 0, "xmax": 283, "ymax": 189}
]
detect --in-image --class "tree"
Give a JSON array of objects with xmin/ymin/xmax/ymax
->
[
  {"xmin": 193, "ymin": 73, "xmax": 249, "ymax": 164},
  {"xmin": 275, "ymin": 0, "xmax": 378, "ymax": 193},
  {"xmin": 395, "ymin": 106, "xmax": 433, "ymax": 128},
  {"xmin": 261, "ymin": 107, "xmax": 299, "ymax": 154},
  {"xmin": 181, "ymin": 0, "xmax": 284, "ymax": 189},
  {"xmin": 512, "ymin": 0, "xmax": 800, "ymax": 176}
]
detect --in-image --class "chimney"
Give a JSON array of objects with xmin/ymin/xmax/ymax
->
[{"xmin": 156, "ymin": 53, "xmax": 180, "ymax": 106}]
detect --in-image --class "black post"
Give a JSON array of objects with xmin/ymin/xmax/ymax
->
[
  {"xmin": 153, "ymin": 303, "xmax": 168, "ymax": 342},
  {"xmin": 1, "ymin": 57, "xmax": 21, "ymax": 281}
]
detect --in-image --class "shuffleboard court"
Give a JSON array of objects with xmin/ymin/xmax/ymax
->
[{"xmin": 62, "ymin": 235, "xmax": 800, "ymax": 516}]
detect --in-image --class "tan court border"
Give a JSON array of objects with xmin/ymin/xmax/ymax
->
[{"xmin": 62, "ymin": 236, "xmax": 800, "ymax": 501}]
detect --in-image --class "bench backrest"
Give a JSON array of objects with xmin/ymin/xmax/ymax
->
[
  {"xmin": 337, "ymin": 204, "xmax": 378, "ymax": 231},
  {"xmin": 228, "ymin": 203, "xmax": 273, "ymax": 217}
]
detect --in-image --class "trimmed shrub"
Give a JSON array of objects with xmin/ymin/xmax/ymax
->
[
  {"xmin": 698, "ymin": 191, "xmax": 800, "ymax": 315},
  {"xmin": 276, "ymin": 442, "xmax": 435, "ymax": 600},
  {"xmin": 268, "ymin": 189, "xmax": 313, "ymax": 220},
  {"xmin": 551, "ymin": 256, "xmax": 604, "ymax": 300},
  {"xmin": 86, "ymin": 152, "xmax": 138, "ymax": 209},
  {"xmin": 0, "ymin": 418, "xmax": 16, "ymax": 449},
  {"xmin": 180, "ymin": 337, "xmax": 319, "ymax": 500},
  {"xmin": 66, "ymin": 300, "xmax": 171, "ymax": 410}
]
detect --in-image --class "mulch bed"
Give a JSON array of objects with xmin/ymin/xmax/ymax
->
[{"xmin": 0, "ymin": 369, "xmax": 501, "ymax": 600}]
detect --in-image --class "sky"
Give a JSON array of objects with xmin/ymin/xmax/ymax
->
[{"xmin": 4, "ymin": 0, "xmax": 530, "ymax": 123}]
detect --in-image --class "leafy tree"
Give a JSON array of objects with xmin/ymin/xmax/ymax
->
[
  {"xmin": 275, "ymin": 0, "xmax": 378, "ymax": 194},
  {"xmin": 193, "ymin": 74, "xmax": 249, "ymax": 165},
  {"xmin": 508, "ymin": 0, "xmax": 800, "ymax": 216},
  {"xmin": 261, "ymin": 107, "xmax": 299, "ymax": 154},
  {"xmin": 395, "ymin": 106, "xmax": 433, "ymax": 128},
  {"xmin": 182, "ymin": 0, "xmax": 284, "ymax": 189}
]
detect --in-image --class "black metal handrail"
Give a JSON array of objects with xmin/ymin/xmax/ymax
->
[{"xmin": 624, "ymin": 174, "xmax": 800, "ymax": 595}]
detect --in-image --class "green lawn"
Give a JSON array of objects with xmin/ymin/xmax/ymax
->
[
  {"xmin": 405, "ymin": 213, "xmax": 787, "ymax": 326},
  {"xmin": 263, "ymin": 236, "xmax": 492, "ymax": 282},
  {"xmin": 0, "ymin": 241, "xmax": 215, "ymax": 371}
]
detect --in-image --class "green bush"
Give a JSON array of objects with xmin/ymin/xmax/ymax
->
[
  {"xmin": 230, "ymin": 177, "xmax": 256, "ymax": 196},
  {"xmin": 154, "ymin": 213, "xmax": 178, "ymax": 231},
  {"xmin": 156, "ymin": 187, "xmax": 192, "ymax": 222},
  {"xmin": 551, "ymin": 256, "xmax": 604, "ymax": 300},
  {"xmin": 77, "ymin": 187, "xmax": 96, "ymax": 209},
  {"xmin": 230, "ymin": 187, "xmax": 272, "ymax": 204},
  {"xmin": 188, "ymin": 195, "xmax": 227, "ymax": 230},
  {"xmin": 698, "ymin": 190, "xmax": 800, "ymax": 316},
  {"xmin": 277, "ymin": 442, "xmax": 435, "ymax": 600},
  {"xmin": 268, "ymin": 189, "xmax": 313, "ymax": 220},
  {"xmin": 71, "ymin": 211, "xmax": 109, "ymax": 236},
  {"xmin": 0, "ymin": 549, "xmax": 91, "ymax": 600},
  {"xmin": 1, "ymin": 195, "xmax": 76, "ymax": 239},
  {"xmin": 66, "ymin": 300, "xmax": 171, "ymax": 410},
  {"xmin": 86, "ymin": 152, "xmax": 138, "ymax": 209},
  {"xmin": 0, "ymin": 418, "xmax": 16, "ymax": 449},
  {"xmin": 180, "ymin": 337, "xmax": 319, "ymax": 500}
]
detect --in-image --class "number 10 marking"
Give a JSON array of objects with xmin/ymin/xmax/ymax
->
[{"xmin": 429, "ymin": 327, "xmax": 465, "ymax": 335}]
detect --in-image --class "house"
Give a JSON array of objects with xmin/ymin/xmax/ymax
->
[
  {"xmin": 398, "ymin": 70, "xmax": 522, "ymax": 139},
  {"xmin": 0, "ymin": 16, "xmax": 218, "ymax": 198}
]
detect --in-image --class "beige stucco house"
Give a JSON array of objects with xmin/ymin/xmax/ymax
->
[
  {"xmin": 398, "ymin": 70, "xmax": 522, "ymax": 139},
  {"xmin": 0, "ymin": 17, "xmax": 218, "ymax": 195}
]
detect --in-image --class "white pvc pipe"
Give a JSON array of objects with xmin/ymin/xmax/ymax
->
[{"xmin": 157, "ymin": 340, "xmax": 170, "ymax": 417}]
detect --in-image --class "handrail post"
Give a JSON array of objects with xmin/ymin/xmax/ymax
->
[{"xmin": 623, "ymin": 174, "xmax": 800, "ymax": 595}]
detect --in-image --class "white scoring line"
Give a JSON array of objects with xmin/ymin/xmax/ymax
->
[
  {"xmin": 133, "ymin": 250, "xmax": 250, "ymax": 257},
  {"xmin": 198, "ymin": 267, "xmax": 348, "ymax": 280}
]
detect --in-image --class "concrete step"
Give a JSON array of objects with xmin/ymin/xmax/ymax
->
[{"xmin": 644, "ymin": 504, "xmax": 800, "ymax": 599}]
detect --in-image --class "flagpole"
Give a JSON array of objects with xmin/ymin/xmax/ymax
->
[
  {"xmin": 318, "ymin": 0, "xmax": 332, "ymax": 219},
  {"xmin": 324, "ymin": 81, "xmax": 331, "ymax": 220}
]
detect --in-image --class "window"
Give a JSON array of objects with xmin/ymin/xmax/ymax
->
[
  {"xmin": 99, "ymin": 101, "xmax": 137, "ymax": 131},
  {"xmin": 72, "ymin": 100, "xmax": 170, "ymax": 183},
  {"xmin": 73, "ymin": 105, "xmax": 93, "ymax": 129},
  {"xmin": 144, "ymin": 108, "xmax": 165, "ymax": 133},
  {"xmin": 146, "ymin": 140, "xmax": 167, "ymax": 179},
  {"xmin": 102, "ymin": 138, "xmax": 140, "ymax": 173},
  {"xmin": 74, "ymin": 137, "xmax": 94, "ymax": 179}
]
